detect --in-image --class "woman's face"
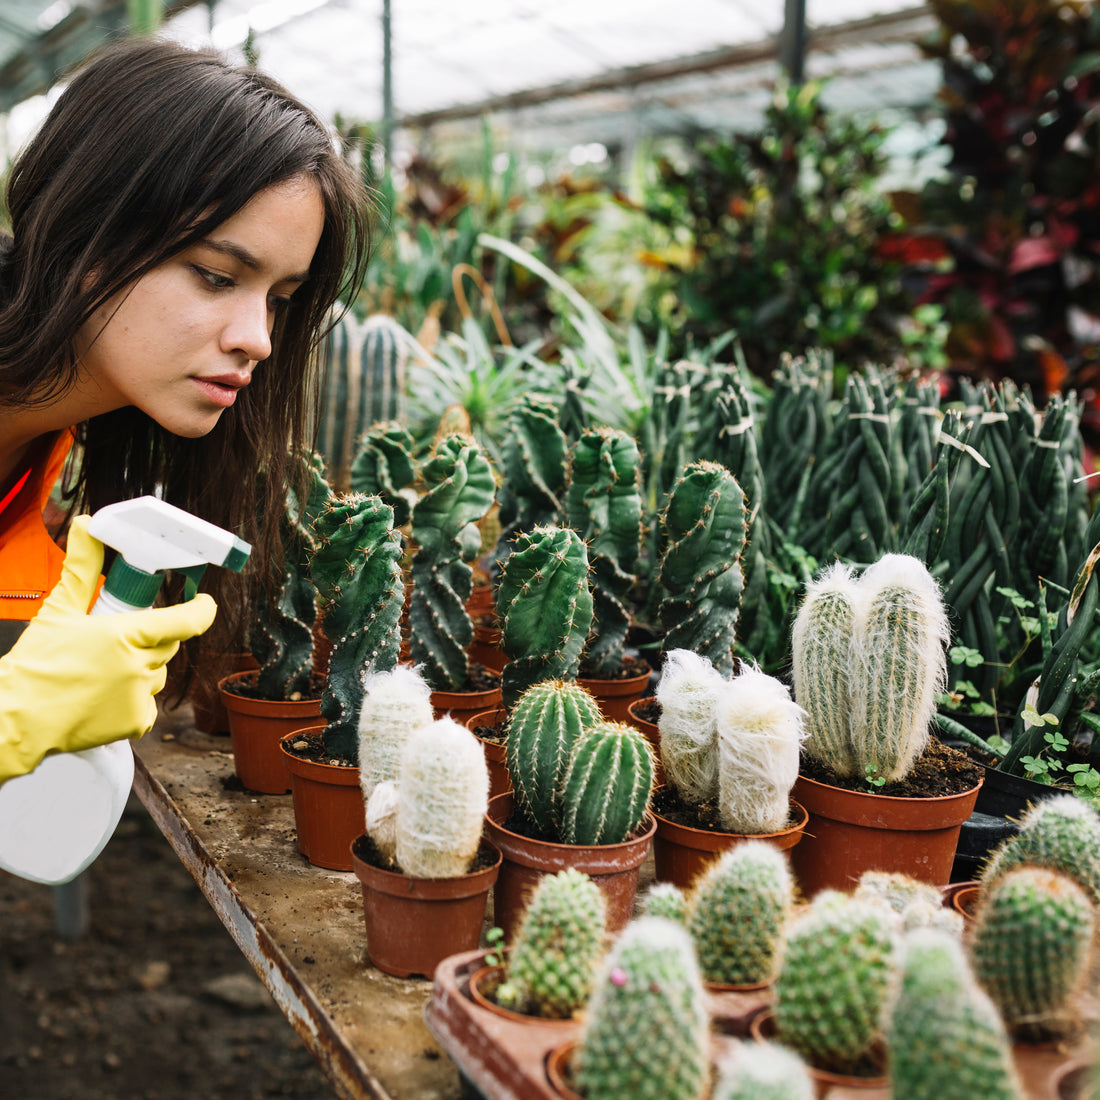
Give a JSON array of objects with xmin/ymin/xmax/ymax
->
[{"xmin": 74, "ymin": 173, "xmax": 326, "ymax": 438}]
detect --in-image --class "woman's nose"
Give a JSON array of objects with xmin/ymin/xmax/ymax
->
[{"xmin": 221, "ymin": 295, "xmax": 273, "ymax": 362}]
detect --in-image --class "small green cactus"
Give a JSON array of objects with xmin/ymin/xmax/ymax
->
[
  {"xmin": 348, "ymin": 422, "xmax": 418, "ymax": 527},
  {"xmin": 773, "ymin": 891, "xmax": 898, "ymax": 1075},
  {"xmin": 643, "ymin": 883, "xmax": 688, "ymax": 924},
  {"xmin": 969, "ymin": 866, "xmax": 1096, "ymax": 1039},
  {"xmin": 500, "ymin": 868, "xmax": 607, "ymax": 1019},
  {"xmin": 711, "ymin": 1040, "xmax": 814, "ymax": 1100},
  {"xmin": 855, "ymin": 871, "xmax": 964, "ymax": 936},
  {"xmin": 889, "ymin": 930, "xmax": 1023, "ymax": 1100},
  {"xmin": 497, "ymin": 525, "xmax": 593, "ymax": 708},
  {"xmin": 573, "ymin": 917, "xmax": 711, "ymax": 1100},
  {"xmin": 558, "ymin": 721, "xmax": 654, "ymax": 846},
  {"xmin": 655, "ymin": 648, "xmax": 725, "ymax": 805},
  {"xmin": 505, "ymin": 679, "xmax": 603, "ymax": 837},
  {"xmin": 358, "ymin": 665, "xmax": 435, "ymax": 804},
  {"xmin": 687, "ymin": 841, "xmax": 793, "ymax": 986}
]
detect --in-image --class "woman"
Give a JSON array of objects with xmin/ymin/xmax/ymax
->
[{"xmin": 0, "ymin": 36, "xmax": 371, "ymax": 782}]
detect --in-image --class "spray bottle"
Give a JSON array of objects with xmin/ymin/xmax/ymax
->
[{"xmin": 0, "ymin": 497, "xmax": 250, "ymax": 885}]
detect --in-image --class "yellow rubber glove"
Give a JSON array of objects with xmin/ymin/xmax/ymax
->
[{"xmin": 0, "ymin": 515, "xmax": 217, "ymax": 783}]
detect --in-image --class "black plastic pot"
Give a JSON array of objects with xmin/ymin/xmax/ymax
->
[
  {"xmin": 974, "ymin": 764, "xmax": 1061, "ymax": 818},
  {"xmin": 950, "ymin": 810, "xmax": 1020, "ymax": 882}
]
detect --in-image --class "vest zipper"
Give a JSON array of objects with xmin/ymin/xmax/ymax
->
[{"xmin": 0, "ymin": 592, "xmax": 43, "ymax": 600}]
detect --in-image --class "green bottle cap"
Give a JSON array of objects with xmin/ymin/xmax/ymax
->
[{"xmin": 104, "ymin": 558, "xmax": 163, "ymax": 609}]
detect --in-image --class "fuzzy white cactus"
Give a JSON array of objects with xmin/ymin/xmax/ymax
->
[
  {"xmin": 365, "ymin": 779, "xmax": 399, "ymax": 866},
  {"xmin": 656, "ymin": 649, "xmax": 725, "ymax": 804},
  {"xmin": 357, "ymin": 665, "xmax": 435, "ymax": 805},
  {"xmin": 715, "ymin": 665, "xmax": 806, "ymax": 834},
  {"xmin": 395, "ymin": 717, "xmax": 489, "ymax": 879}
]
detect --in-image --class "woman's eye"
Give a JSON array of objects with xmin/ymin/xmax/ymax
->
[{"xmin": 193, "ymin": 265, "xmax": 234, "ymax": 290}]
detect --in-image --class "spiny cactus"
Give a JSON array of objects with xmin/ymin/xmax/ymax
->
[
  {"xmin": 358, "ymin": 665, "xmax": 435, "ymax": 804},
  {"xmin": 558, "ymin": 721, "xmax": 654, "ymax": 846},
  {"xmin": 970, "ymin": 866, "xmax": 1096, "ymax": 1039},
  {"xmin": 497, "ymin": 525, "xmax": 593, "ymax": 709},
  {"xmin": 566, "ymin": 427, "xmax": 644, "ymax": 677},
  {"xmin": 349, "ymin": 422, "xmax": 418, "ymax": 527},
  {"xmin": 573, "ymin": 917, "xmax": 711, "ymax": 1100},
  {"xmin": 394, "ymin": 717, "xmax": 489, "ymax": 878},
  {"xmin": 715, "ymin": 666, "xmax": 805, "ymax": 834},
  {"xmin": 310, "ymin": 492, "xmax": 404, "ymax": 760},
  {"xmin": 655, "ymin": 649, "xmax": 725, "ymax": 805},
  {"xmin": 855, "ymin": 871, "xmax": 964, "ymax": 936},
  {"xmin": 505, "ymin": 679, "xmax": 603, "ymax": 837},
  {"xmin": 889, "ymin": 930, "xmax": 1023, "ymax": 1100},
  {"xmin": 656, "ymin": 461, "xmax": 747, "ymax": 677},
  {"xmin": 711, "ymin": 1040, "xmax": 814, "ymax": 1100},
  {"xmin": 687, "ymin": 841, "xmax": 793, "ymax": 986},
  {"xmin": 500, "ymin": 868, "xmax": 607, "ymax": 1019},
  {"xmin": 643, "ymin": 883, "xmax": 688, "ymax": 924},
  {"xmin": 773, "ymin": 891, "xmax": 898, "ymax": 1075},
  {"xmin": 365, "ymin": 779, "xmax": 399, "ymax": 866},
  {"xmin": 408, "ymin": 433, "xmax": 496, "ymax": 692}
]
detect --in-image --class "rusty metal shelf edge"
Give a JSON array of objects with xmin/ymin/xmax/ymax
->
[{"xmin": 131, "ymin": 750, "xmax": 390, "ymax": 1100}]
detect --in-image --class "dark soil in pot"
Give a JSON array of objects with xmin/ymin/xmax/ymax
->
[
  {"xmin": 471, "ymin": 714, "xmax": 507, "ymax": 746},
  {"xmin": 444, "ymin": 661, "xmax": 500, "ymax": 694},
  {"xmin": 633, "ymin": 698, "xmax": 661, "ymax": 726},
  {"xmin": 220, "ymin": 671, "xmax": 325, "ymax": 704},
  {"xmin": 281, "ymin": 728, "xmax": 355, "ymax": 768},
  {"xmin": 653, "ymin": 785, "xmax": 799, "ymax": 833},
  {"xmin": 578, "ymin": 652, "xmax": 651, "ymax": 682},
  {"xmin": 353, "ymin": 833, "xmax": 500, "ymax": 876},
  {"xmin": 799, "ymin": 738, "xmax": 982, "ymax": 797}
]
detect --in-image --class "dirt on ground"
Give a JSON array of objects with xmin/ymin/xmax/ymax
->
[{"xmin": 0, "ymin": 796, "xmax": 338, "ymax": 1100}]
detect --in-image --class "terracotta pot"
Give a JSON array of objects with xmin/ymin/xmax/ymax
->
[
  {"xmin": 467, "ymin": 965, "xmax": 577, "ymax": 1027},
  {"xmin": 279, "ymin": 726, "xmax": 365, "ymax": 871},
  {"xmin": 469, "ymin": 622, "xmax": 506, "ymax": 673},
  {"xmin": 949, "ymin": 882, "xmax": 982, "ymax": 921},
  {"xmin": 625, "ymin": 697, "xmax": 664, "ymax": 786},
  {"xmin": 545, "ymin": 1040, "xmax": 582, "ymax": 1100},
  {"xmin": 577, "ymin": 667, "xmax": 652, "ymax": 723},
  {"xmin": 351, "ymin": 835, "xmax": 500, "ymax": 979},
  {"xmin": 219, "ymin": 670, "xmax": 321, "ymax": 794},
  {"xmin": 789, "ymin": 773, "xmax": 983, "ymax": 898},
  {"xmin": 652, "ymin": 797, "xmax": 809, "ymax": 891},
  {"xmin": 467, "ymin": 707, "xmax": 512, "ymax": 800},
  {"xmin": 193, "ymin": 652, "xmax": 258, "ymax": 734},
  {"xmin": 466, "ymin": 583, "xmax": 496, "ymax": 621},
  {"xmin": 1051, "ymin": 1056, "xmax": 1095, "ymax": 1100},
  {"xmin": 484, "ymin": 792, "xmax": 655, "ymax": 941},
  {"xmin": 431, "ymin": 671, "xmax": 503, "ymax": 726}
]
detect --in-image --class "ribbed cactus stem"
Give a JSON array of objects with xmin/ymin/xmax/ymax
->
[
  {"xmin": 394, "ymin": 717, "xmax": 489, "ymax": 879},
  {"xmin": 559, "ymin": 721, "xmax": 654, "ymax": 846},
  {"xmin": 711, "ymin": 1041, "xmax": 814, "ymax": 1100},
  {"xmin": 715, "ymin": 666, "xmax": 804, "ymax": 834},
  {"xmin": 349, "ymin": 422, "xmax": 418, "ymax": 527},
  {"xmin": 358, "ymin": 665, "xmax": 435, "ymax": 803},
  {"xmin": 574, "ymin": 917, "xmax": 711, "ymax": 1100},
  {"xmin": 655, "ymin": 649, "xmax": 724, "ymax": 805},
  {"xmin": 251, "ymin": 566, "xmax": 316, "ymax": 699},
  {"xmin": 791, "ymin": 563, "xmax": 859, "ymax": 776},
  {"xmin": 505, "ymin": 679, "xmax": 603, "ymax": 836}
]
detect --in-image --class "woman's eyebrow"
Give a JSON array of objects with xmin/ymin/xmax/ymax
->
[{"xmin": 199, "ymin": 237, "xmax": 311, "ymax": 283}]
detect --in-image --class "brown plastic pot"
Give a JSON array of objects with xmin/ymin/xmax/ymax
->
[
  {"xmin": 279, "ymin": 726, "xmax": 364, "ymax": 871},
  {"xmin": 467, "ymin": 965, "xmax": 577, "ymax": 1027},
  {"xmin": 652, "ymin": 796, "xmax": 809, "ymax": 891},
  {"xmin": 431, "ymin": 672, "xmax": 503, "ymax": 727},
  {"xmin": 193, "ymin": 652, "xmax": 258, "ymax": 734},
  {"xmin": 467, "ymin": 707, "xmax": 512, "ymax": 801},
  {"xmin": 484, "ymin": 792, "xmax": 655, "ymax": 941},
  {"xmin": 351, "ymin": 835, "xmax": 500, "ymax": 979},
  {"xmin": 790, "ymin": 773, "xmax": 983, "ymax": 898},
  {"xmin": 469, "ymin": 622, "xmax": 507, "ymax": 673},
  {"xmin": 950, "ymin": 882, "xmax": 982, "ymax": 921},
  {"xmin": 219, "ymin": 669, "xmax": 321, "ymax": 794},
  {"xmin": 625, "ymin": 697, "xmax": 664, "ymax": 786},
  {"xmin": 545, "ymin": 1040, "xmax": 582, "ymax": 1100},
  {"xmin": 577, "ymin": 667, "xmax": 652, "ymax": 724}
]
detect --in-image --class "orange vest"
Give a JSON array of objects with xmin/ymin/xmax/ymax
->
[{"xmin": 0, "ymin": 431, "xmax": 73, "ymax": 621}]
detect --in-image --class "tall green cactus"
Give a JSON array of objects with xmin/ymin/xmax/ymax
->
[
  {"xmin": 497, "ymin": 525, "xmax": 593, "ymax": 708},
  {"xmin": 408, "ymin": 433, "xmax": 496, "ymax": 692},
  {"xmin": 573, "ymin": 917, "xmax": 711, "ymax": 1100},
  {"xmin": 349, "ymin": 422, "xmax": 418, "ymax": 527},
  {"xmin": 657, "ymin": 461, "xmax": 747, "ymax": 677},
  {"xmin": 506, "ymin": 679, "xmax": 604, "ymax": 837},
  {"xmin": 310, "ymin": 492, "xmax": 404, "ymax": 760},
  {"xmin": 566, "ymin": 428, "xmax": 643, "ymax": 677},
  {"xmin": 711, "ymin": 1041, "xmax": 814, "ymax": 1100}
]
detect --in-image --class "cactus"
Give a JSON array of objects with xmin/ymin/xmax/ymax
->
[
  {"xmin": 497, "ymin": 525, "xmax": 593, "ymax": 709},
  {"xmin": 981, "ymin": 794, "xmax": 1100, "ymax": 904},
  {"xmin": 408, "ymin": 433, "xmax": 496, "ymax": 692},
  {"xmin": 348, "ymin": 422, "xmax": 418, "ymax": 527},
  {"xmin": 558, "ymin": 721, "xmax": 655, "ymax": 846},
  {"xmin": 687, "ymin": 841, "xmax": 793, "ymax": 986},
  {"xmin": 573, "ymin": 917, "xmax": 710, "ymax": 1100},
  {"xmin": 773, "ymin": 891, "xmax": 897, "ymax": 1075},
  {"xmin": 970, "ymin": 866, "xmax": 1096, "ymax": 1038},
  {"xmin": 394, "ymin": 717, "xmax": 489, "ymax": 878},
  {"xmin": 310, "ymin": 492, "xmax": 404, "ymax": 760},
  {"xmin": 855, "ymin": 871, "xmax": 963, "ymax": 936},
  {"xmin": 888, "ymin": 930, "xmax": 1023, "ymax": 1100},
  {"xmin": 365, "ymin": 779, "xmax": 399, "ymax": 866},
  {"xmin": 358, "ymin": 665, "xmax": 435, "ymax": 803},
  {"xmin": 505, "ymin": 679, "xmax": 603, "ymax": 837},
  {"xmin": 566, "ymin": 427, "xmax": 644, "ymax": 677},
  {"xmin": 643, "ymin": 883, "xmax": 688, "ymax": 924},
  {"xmin": 656, "ymin": 461, "xmax": 747, "ymax": 677},
  {"xmin": 500, "ymin": 868, "xmax": 607, "ymax": 1019},
  {"xmin": 711, "ymin": 1041, "xmax": 814, "ymax": 1100},
  {"xmin": 715, "ymin": 666, "xmax": 805, "ymax": 834},
  {"xmin": 655, "ymin": 649, "xmax": 725, "ymax": 805}
]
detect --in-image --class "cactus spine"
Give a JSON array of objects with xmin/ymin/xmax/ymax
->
[
  {"xmin": 888, "ymin": 930, "xmax": 1023, "ymax": 1100},
  {"xmin": 505, "ymin": 679, "xmax": 603, "ymax": 836},
  {"xmin": 656, "ymin": 461, "xmax": 747, "ymax": 677},
  {"xmin": 349, "ymin": 422, "xmax": 418, "ymax": 528},
  {"xmin": 687, "ymin": 841, "xmax": 793, "ymax": 986},
  {"xmin": 310, "ymin": 492, "xmax": 404, "ymax": 760},
  {"xmin": 394, "ymin": 717, "xmax": 489, "ymax": 878},
  {"xmin": 711, "ymin": 1041, "xmax": 814, "ymax": 1100},
  {"xmin": 358, "ymin": 665, "xmax": 435, "ymax": 803},
  {"xmin": 566, "ymin": 427, "xmax": 644, "ymax": 677},
  {"xmin": 643, "ymin": 883, "xmax": 688, "ymax": 924},
  {"xmin": 408, "ymin": 433, "xmax": 496, "ymax": 692},
  {"xmin": 574, "ymin": 917, "xmax": 711, "ymax": 1100},
  {"xmin": 655, "ymin": 648, "xmax": 724, "ymax": 805},
  {"xmin": 497, "ymin": 525, "xmax": 593, "ymax": 708},
  {"xmin": 501, "ymin": 868, "xmax": 607, "ymax": 1019},
  {"xmin": 558, "ymin": 721, "xmax": 654, "ymax": 846}
]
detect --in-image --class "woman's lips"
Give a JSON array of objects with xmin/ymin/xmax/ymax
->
[{"xmin": 193, "ymin": 375, "xmax": 247, "ymax": 408}]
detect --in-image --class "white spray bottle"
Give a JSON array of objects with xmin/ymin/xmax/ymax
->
[{"xmin": 0, "ymin": 496, "xmax": 250, "ymax": 885}]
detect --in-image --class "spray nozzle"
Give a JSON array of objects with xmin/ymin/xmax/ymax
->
[{"xmin": 86, "ymin": 496, "xmax": 251, "ymax": 611}]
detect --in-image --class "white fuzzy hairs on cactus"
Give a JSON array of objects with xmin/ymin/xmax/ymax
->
[
  {"xmin": 715, "ymin": 665, "xmax": 806, "ymax": 834},
  {"xmin": 656, "ymin": 649, "xmax": 725, "ymax": 804},
  {"xmin": 395, "ymin": 717, "xmax": 489, "ymax": 879},
  {"xmin": 357, "ymin": 665, "xmax": 435, "ymax": 805},
  {"xmin": 365, "ymin": 780, "xmax": 399, "ymax": 867}
]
